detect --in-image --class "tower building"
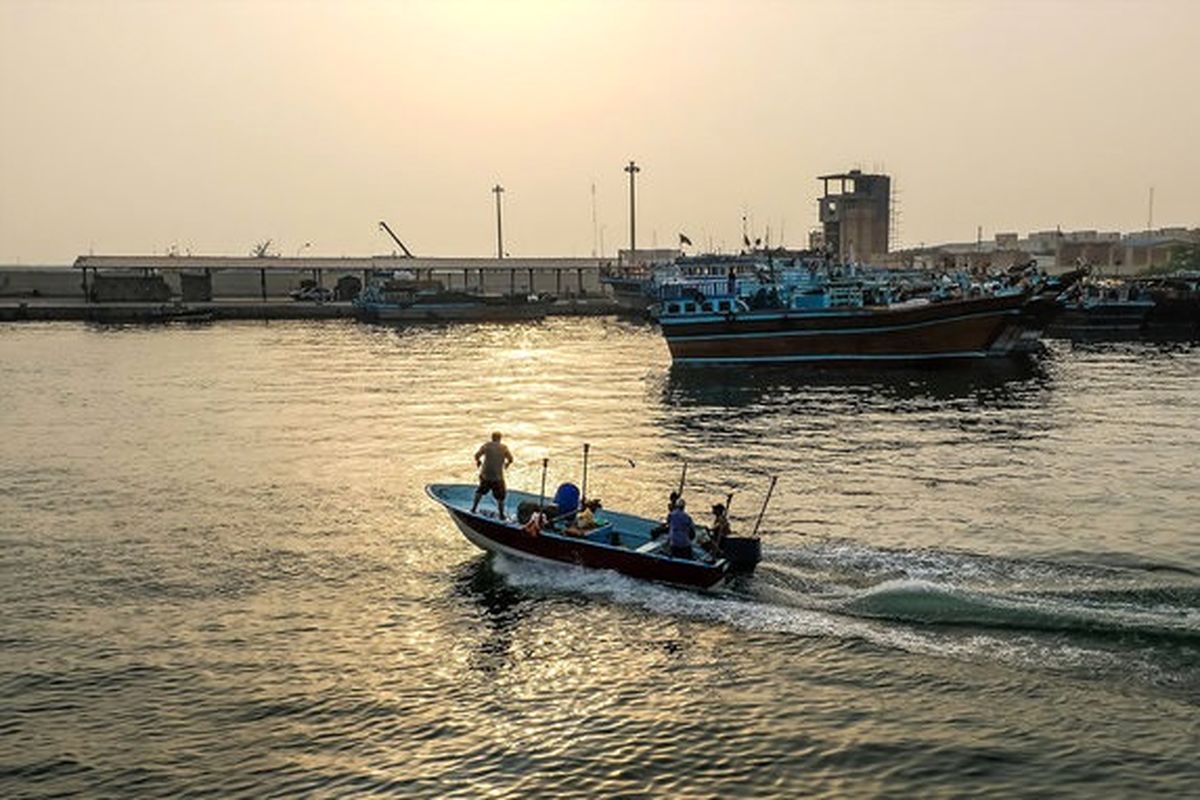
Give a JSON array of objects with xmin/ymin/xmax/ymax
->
[{"xmin": 818, "ymin": 170, "xmax": 891, "ymax": 263}]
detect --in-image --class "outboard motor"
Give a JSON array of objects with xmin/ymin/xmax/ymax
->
[{"xmin": 721, "ymin": 536, "xmax": 762, "ymax": 574}]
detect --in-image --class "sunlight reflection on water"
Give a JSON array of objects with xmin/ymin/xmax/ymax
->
[{"xmin": 1, "ymin": 320, "xmax": 1199, "ymax": 797}]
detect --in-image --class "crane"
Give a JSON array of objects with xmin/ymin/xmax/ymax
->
[{"xmin": 378, "ymin": 221, "xmax": 415, "ymax": 258}]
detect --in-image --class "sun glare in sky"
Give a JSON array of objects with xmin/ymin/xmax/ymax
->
[{"xmin": 1, "ymin": 0, "xmax": 1196, "ymax": 262}]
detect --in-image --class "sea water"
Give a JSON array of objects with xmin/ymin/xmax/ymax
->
[{"xmin": 1, "ymin": 319, "xmax": 1197, "ymax": 797}]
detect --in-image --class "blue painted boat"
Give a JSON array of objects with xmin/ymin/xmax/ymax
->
[{"xmin": 426, "ymin": 483, "xmax": 755, "ymax": 589}]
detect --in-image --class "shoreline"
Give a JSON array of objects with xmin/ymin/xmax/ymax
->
[{"xmin": 0, "ymin": 297, "xmax": 635, "ymax": 323}]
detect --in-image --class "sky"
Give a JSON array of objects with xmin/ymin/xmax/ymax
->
[{"xmin": 1, "ymin": 0, "xmax": 1197, "ymax": 263}]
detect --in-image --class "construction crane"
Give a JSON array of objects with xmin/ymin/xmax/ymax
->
[{"xmin": 378, "ymin": 221, "xmax": 415, "ymax": 258}]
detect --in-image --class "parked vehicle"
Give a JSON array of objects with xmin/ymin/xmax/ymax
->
[{"xmin": 290, "ymin": 284, "xmax": 334, "ymax": 302}]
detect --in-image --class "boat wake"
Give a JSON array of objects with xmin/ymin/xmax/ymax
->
[
  {"xmin": 486, "ymin": 540, "xmax": 1200, "ymax": 686},
  {"xmin": 835, "ymin": 577, "xmax": 1200, "ymax": 641}
]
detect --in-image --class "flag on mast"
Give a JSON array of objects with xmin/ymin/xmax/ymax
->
[{"xmin": 678, "ymin": 233, "xmax": 692, "ymax": 247}]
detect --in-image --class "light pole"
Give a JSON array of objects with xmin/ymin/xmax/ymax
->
[
  {"xmin": 624, "ymin": 160, "xmax": 640, "ymax": 256},
  {"xmin": 492, "ymin": 184, "xmax": 505, "ymax": 259},
  {"xmin": 295, "ymin": 242, "xmax": 311, "ymax": 257}
]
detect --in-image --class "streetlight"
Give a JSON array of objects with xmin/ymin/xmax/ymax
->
[
  {"xmin": 492, "ymin": 184, "xmax": 505, "ymax": 259},
  {"xmin": 295, "ymin": 242, "xmax": 311, "ymax": 257},
  {"xmin": 624, "ymin": 160, "xmax": 640, "ymax": 255}
]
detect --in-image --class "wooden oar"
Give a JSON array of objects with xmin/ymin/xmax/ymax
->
[
  {"xmin": 581, "ymin": 442, "xmax": 591, "ymax": 506},
  {"xmin": 750, "ymin": 476, "xmax": 778, "ymax": 538},
  {"xmin": 539, "ymin": 458, "xmax": 549, "ymax": 509}
]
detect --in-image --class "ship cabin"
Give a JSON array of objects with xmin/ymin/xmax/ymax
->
[{"xmin": 658, "ymin": 295, "xmax": 749, "ymax": 319}]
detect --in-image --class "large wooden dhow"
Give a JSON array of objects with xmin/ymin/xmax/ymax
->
[{"xmin": 656, "ymin": 290, "xmax": 1050, "ymax": 365}]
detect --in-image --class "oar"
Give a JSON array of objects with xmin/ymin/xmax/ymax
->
[
  {"xmin": 539, "ymin": 458, "xmax": 549, "ymax": 510},
  {"xmin": 676, "ymin": 461, "xmax": 688, "ymax": 498},
  {"xmin": 750, "ymin": 476, "xmax": 778, "ymax": 538},
  {"xmin": 581, "ymin": 442, "xmax": 591, "ymax": 506}
]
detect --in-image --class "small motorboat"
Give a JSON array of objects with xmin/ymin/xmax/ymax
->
[{"xmin": 426, "ymin": 482, "xmax": 762, "ymax": 589}]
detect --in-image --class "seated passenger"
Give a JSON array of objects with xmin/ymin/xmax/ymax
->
[
  {"xmin": 576, "ymin": 499, "xmax": 603, "ymax": 529},
  {"xmin": 522, "ymin": 509, "xmax": 546, "ymax": 536},
  {"xmin": 705, "ymin": 502, "xmax": 732, "ymax": 556},
  {"xmin": 567, "ymin": 499, "xmax": 604, "ymax": 536}
]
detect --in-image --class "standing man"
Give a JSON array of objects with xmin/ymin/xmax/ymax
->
[
  {"xmin": 667, "ymin": 498, "xmax": 696, "ymax": 559},
  {"xmin": 472, "ymin": 431, "xmax": 514, "ymax": 518}
]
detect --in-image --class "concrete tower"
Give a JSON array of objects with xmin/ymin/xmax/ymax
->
[{"xmin": 818, "ymin": 169, "xmax": 891, "ymax": 263}]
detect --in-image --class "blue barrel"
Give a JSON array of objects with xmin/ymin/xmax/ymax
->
[{"xmin": 552, "ymin": 483, "xmax": 580, "ymax": 521}]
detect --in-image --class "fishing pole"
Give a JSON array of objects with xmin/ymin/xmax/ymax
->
[{"xmin": 751, "ymin": 476, "xmax": 778, "ymax": 538}]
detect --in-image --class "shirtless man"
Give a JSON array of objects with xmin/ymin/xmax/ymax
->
[{"xmin": 471, "ymin": 432, "xmax": 514, "ymax": 518}]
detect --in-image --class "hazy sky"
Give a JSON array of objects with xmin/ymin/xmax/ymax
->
[{"xmin": 2, "ymin": 0, "xmax": 1197, "ymax": 263}]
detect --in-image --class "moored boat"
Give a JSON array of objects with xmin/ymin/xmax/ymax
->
[
  {"xmin": 1045, "ymin": 280, "xmax": 1156, "ymax": 339},
  {"xmin": 354, "ymin": 271, "xmax": 551, "ymax": 323},
  {"xmin": 657, "ymin": 289, "xmax": 1042, "ymax": 365},
  {"xmin": 426, "ymin": 483, "xmax": 759, "ymax": 589},
  {"xmin": 360, "ymin": 292, "xmax": 550, "ymax": 322}
]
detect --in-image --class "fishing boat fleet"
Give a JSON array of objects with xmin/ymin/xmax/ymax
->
[{"xmin": 603, "ymin": 252, "xmax": 1200, "ymax": 361}]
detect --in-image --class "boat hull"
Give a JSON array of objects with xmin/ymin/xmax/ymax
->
[
  {"xmin": 660, "ymin": 293, "xmax": 1035, "ymax": 365},
  {"xmin": 357, "ymin": 299, "xmax": 549, "ymax": 323},
  {"xmin": 1045, "ymin": 301, "xmax": 1155, "ymax": 339},
  {"xmin": 427, "ymin": 484, "xmax": 729, "ymax": 589}
]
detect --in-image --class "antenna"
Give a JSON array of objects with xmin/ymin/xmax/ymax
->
[{"xmin": 492, "ymin": 184, "xmax": 505, "ymax": 259}]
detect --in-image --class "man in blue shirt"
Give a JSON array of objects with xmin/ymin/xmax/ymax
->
[{"xmin": 667, "ymin": 498, "xmax": 696, "ymax": 559}]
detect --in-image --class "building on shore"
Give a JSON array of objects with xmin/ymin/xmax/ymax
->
[{"xmin": 883, "ymin": 227, "xmax": 1200, "ymax": 275}]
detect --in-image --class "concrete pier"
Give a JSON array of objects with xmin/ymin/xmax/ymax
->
[{"xmin": 0, "ymin": 256, "xmax": 633, "ymax": 322}]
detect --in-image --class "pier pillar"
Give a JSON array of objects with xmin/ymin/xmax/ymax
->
[
  {"xmin": 463, "ymin": 268, "xmax": 469, "ymax": 291},
  {"xmin": 556, "ymin": 269, "xmax": 562, "ymax": 295},
  {"xmin": 260, "ymin": 269, "xmax": 267, "ymax": 300},
  {"xmin": 577, "ymin": 268, "xmax": 584, "ymax": 297},
  {"xmin": 528, "ymin": 268, "xmax": 534, "ymax": 293},
  {"xmin": 510, "ymin": 269, "xmax": 516, "ymax": 296}
]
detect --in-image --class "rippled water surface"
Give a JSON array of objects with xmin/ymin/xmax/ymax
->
[{"xmin": 2, "ymin": 319, "xmax": 1199, "ymax": 797}]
